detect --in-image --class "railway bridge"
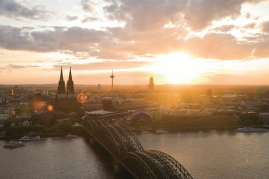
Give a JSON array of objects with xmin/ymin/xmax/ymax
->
[{"xmin": 83, "ymin": 116, "xmax": 193, "ymax": 179}]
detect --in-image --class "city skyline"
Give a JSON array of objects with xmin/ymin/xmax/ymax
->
[{"xmin": 1, "ymin": 0, "xmax": 269, "ymax": 85}]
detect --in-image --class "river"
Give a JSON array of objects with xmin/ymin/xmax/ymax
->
[{"xmin": 1, "ymin": 130, "xmax": 269, "ymax": 179}]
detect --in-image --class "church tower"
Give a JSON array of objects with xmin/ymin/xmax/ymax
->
[
  {"xmin": 67, "ymin": 67, "xmax": 75, "ymax": 94},
  {"xmin": 58, "ymin": 67, "xmax": 65, "ymax": 94}
]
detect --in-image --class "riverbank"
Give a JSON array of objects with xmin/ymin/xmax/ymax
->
[
  {"xmin": 0, "ymin": 131, "xmax": 85, "ymax": 140},
  {"xmin": 132, "ymin": 126, "xmax": 269, "ymax": 133}
]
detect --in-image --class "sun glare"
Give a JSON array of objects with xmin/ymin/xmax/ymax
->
[{"xmin": 147, "ymin": 52, "xmax": 204, "ymax": 84}]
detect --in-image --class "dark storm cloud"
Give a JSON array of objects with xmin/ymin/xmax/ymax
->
[
  {"xmin": 66, "ymin": 15, "xmax": 78, "ymax": 21},
  {"xmin": 0, "ymin": 0, "xmax": 53, "ymax": 21}
]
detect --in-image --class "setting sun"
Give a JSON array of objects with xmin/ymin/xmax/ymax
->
[{"xmin": 147, "ymin": 53, "xmax": 203, "ymax": 84}]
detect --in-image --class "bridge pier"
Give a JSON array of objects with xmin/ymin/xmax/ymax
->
[
  {"xmin": 114, "ymin": 163, "xmax": 123, "ymax": 174},
  {"xmin": 90, "ymin": 138, "xmax": 95, "ymax": 145}
]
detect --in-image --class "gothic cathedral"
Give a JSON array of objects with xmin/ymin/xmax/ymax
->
[{"xmin": 55, "ymin": 67, "xmax": 82, "ymax": 112}]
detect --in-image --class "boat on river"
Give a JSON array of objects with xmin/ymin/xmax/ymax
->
[
  {"xmin": 4, "ymin": 141, "xmax": 25, "ymax": 148},
  {"xmin": 234, "ymin": 127, "xmax": 268, "ymax": 132},
  {"xmin": 155, "ymin": 130, "xmax": 168, "ymax": 134},
  {"xmin": 141, "ymin": 131, "xmax": 150, "ymax": 134},
  {"xmin": 19, "ymin": 136, "xmax": 40, "ymax": 140},
  {"xmin": 65, "ymin": 134, "xmax": 78, "ymax": 138}
]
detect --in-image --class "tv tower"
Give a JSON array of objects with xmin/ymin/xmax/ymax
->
[{"xmin": 110, "ymin": 69, "xmax": 115, "ymax": 91}]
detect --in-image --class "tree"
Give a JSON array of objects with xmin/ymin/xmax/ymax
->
[
  {"xmin": 4, "ymin": 120, "xmax": 11, "ymax": 129},
  {"xmin": 255, "ymin": 119, "xmax": 264, "ymax": 126},
  {"xmin": 50, "ymin": 116, "xmax": 58, "ymax": 126},
  {"xmin": 58, "ymin": 121, "xmax": 73, "ymax": 132},
  {"xmin": 243, "ymin": 120, "xmax": 253, "ymax": 126},
  {"xmin": 227, "ymin": 118, "xmax": 238, "ymax": 126},
  {"xmin": 78, "ymin": 108, "xmax": 85, "ymax": 117},
  {"xmin": 33, "ymin": 125, "xmax": 46, "ymax": 133}
]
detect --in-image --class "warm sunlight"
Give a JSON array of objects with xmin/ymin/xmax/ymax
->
[{"xmin": 148, "ymin": 52, "xmax": 204, "ymax": 84}]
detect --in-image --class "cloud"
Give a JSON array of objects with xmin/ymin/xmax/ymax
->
[
  {"xmin": 1, "ymin": 24, "xmax": 269, "ymax": 61},
  {"xmin": 104, "ymin": 0, "xmax": 186, "ymax": 32},
  {"xmin": 81, "ymin": 16, "xmax": 98, "ymax": 23},
  {"xmin": 0, "ymin": 0, "xmax": 53, "ymax": 21},
  {"xmin": 22, "ymin": 27, "xmax": 35, "ymax": 30},
  {"xmin": 104, "ymin": 0, "xmax": 267, "ymax": 31},
  {"xmin": 243, "ymin": 22, "xmax": 257, "ymax": 29},
  {"xmin": 261, "ymin": 21, "xmax": 269, "ymax": 32},
  {"xmin": 0, "ymin": 25, "xmax": 106, "ymax": 53},
  {"xmin": 66, "ymin": 15, "xmax": 78, "ymax": 21},
  {"xmin": 80, "ymin": 0, "xmax": 96, "ymax": 12},
  {"xmin": 183, "ymin": 0, "xmax": 265, "ymax": 30},
  {"xmin": 8, "ymin": 64, "xmax": 39, "ymax": 69},
  {"xmin": 2, "ymin": 64, "xmax": 40, "ymax": 73},
  {"xmin": 212, "ymin": 25, "xmax": 235, "ymax": 32},
  {"xmin": 53, "ymin": 60, "xmax": 152, "ymax": 71}
]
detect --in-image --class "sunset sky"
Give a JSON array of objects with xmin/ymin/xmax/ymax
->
[{"xmin": 1, "ymin": 0, "xmax": 269, "ymax": 85}]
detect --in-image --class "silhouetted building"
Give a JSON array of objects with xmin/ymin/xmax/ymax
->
[
  {"xmin": 148, "ymin": 76, "xmax": 154, "ymax": 93},
  {"xmin": 131, "ymin": 109, "xmax": 153, "ymax": 128},
  {"xmin": 97, "ymin": 84, "xmax": 101, "ymax": 92},
  {"xmin": 207, "ymin": 89, "xmax": 212, "ymax": 98},
  {"xmin": 55, "ymin": 67, "xmax": 82, "ymax": 113},
  {"xmin": 4, "ymin": 90, "xmax": 13, "ymax": 95},
  {"xmin": 58, "ymin": 67, "xmax": 65, "ymax": 94}
]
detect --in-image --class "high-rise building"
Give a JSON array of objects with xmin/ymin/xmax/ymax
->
[
  {"xmin": 148, "ymin": 76, "xmax": 154, "ymax": 93},
  {"xmin": 97, "ymin": 84, "xmax": 101, "ymax": 92}
]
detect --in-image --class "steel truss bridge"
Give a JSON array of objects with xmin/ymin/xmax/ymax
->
[{"xmin": 83, "ymin": 116, "xmax": 193, "ymax": 179}]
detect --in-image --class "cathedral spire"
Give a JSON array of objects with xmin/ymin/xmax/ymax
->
[
  {"xmin": 68, "ymin": 66, "xmax": 72, "ymax": 81},
  {"xmin": 58, "ymin": 66, "xmax": 65, "ymax": 94},
  {"xmin": 60, "ymin": 66, "xmax": 64, "ymax": 82},
  {"xmin": 67, "ymin": 66, "xmax": 75, "ymax": 94}
]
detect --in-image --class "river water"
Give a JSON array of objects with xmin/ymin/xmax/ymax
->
[{"xmin": 1, "ymin": 130, "xmax": 269, "ymax": 179}]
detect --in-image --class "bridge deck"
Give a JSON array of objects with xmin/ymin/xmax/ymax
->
[{"xmin": 82, "ymin": 126, "xmax": 138, "ymax": 178}]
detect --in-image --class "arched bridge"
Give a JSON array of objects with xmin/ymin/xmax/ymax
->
[{"xmin": 83, "ymin": 117, "xmax": 193, "ymax": 179}]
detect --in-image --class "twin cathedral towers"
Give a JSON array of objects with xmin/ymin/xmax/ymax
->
[
  {"xmin": 58, "ymin": 67, "xmax": 75, "ymax": 94},
  {"xmin": 55, "ymin": 67, "xmax": 81, "ymax": 112}
]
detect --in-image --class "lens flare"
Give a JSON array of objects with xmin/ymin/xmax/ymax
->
[
  {"xmin": 32, "ymin": 101, "xmax": 45, "ymax": 110},
  {"xmin": 47, "ymin": 105, "xmax": 53, "ymax": 111},
  {"xmin": 77, "ymin": 93, "xmax": 87, "ymax": 103}
]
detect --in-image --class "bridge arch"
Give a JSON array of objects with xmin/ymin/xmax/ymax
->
[
  {"xmin": 121, "ymin": 150, "xmax": 193, "ymax": 179},
  {"xmin": 83, "ymin": 119, "xmax": 193, "ymax": 178}
]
